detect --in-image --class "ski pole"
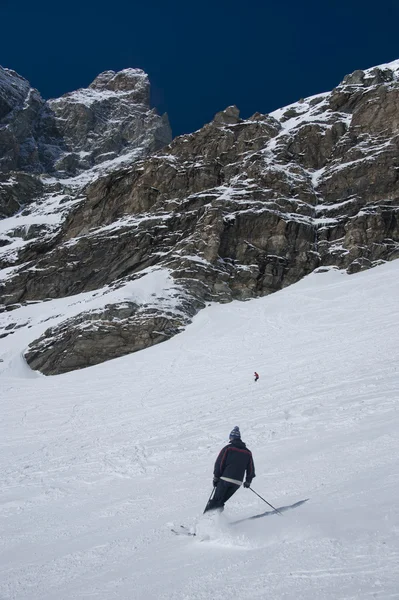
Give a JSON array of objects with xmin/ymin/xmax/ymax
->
[
  {"xmin": 203, "ymin": 487, "xmax": 215, "ymax": 514},
  {"xmin": 248, "ymin": 487, "xmax": 283, "ymax": 516}
]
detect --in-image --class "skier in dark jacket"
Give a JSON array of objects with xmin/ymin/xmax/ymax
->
[{"xmin": 204, "ymin": 426, "xmax": 255, "ymax": 513}]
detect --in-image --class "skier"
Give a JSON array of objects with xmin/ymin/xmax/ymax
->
[
  {"xmin": 204, "ymin": 426, "xmax": 255, "ymax": 513},
  {"xmin": 254, "ymin": 371, "xmax": 259, "ymax": 382}
]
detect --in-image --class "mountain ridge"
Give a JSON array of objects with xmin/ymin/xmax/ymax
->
[{"xmin": 0, "ymin": 59, "xmax": 398, "ymax": 374}]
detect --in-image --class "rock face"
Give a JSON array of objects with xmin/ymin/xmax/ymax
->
[
  {"xmin": 1, "ymin": 60, "xmax": 399, "ymax": 375},
  {"xmin": 47, "ymin": 69, "xmax": 171, "ymax": 173},
  {"xmin": 0, "ymin": 66, "xmax": 171, "ymax": 180},
  {"xmin": 24, "ymin": 302, "xmax": 189, "ymax": 375},
  {"xmin": 0, "ymin": 67, "xmax": 46, "ymax": 174}
]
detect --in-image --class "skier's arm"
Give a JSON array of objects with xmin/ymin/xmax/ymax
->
[
  {"xmin": 214, "ymin": 446, "xmax": 228, "ymax": 479},
  {"xmin": 245, "ymin": 453, "xmax": 255, "ymax": 484}
]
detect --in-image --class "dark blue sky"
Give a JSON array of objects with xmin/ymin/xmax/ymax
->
[{"xmin": 1, "ymin": 0, "xmax": 398, "ymax": 136}]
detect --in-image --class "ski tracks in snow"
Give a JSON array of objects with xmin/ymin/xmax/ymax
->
[{"xmin": 1, "ymin": 263, "xmax": 399, "ymax": 598}]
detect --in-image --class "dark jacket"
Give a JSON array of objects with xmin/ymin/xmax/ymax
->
[{"xmin": 214, "ymin": 439, "xmax": 255, "ymax": 485}]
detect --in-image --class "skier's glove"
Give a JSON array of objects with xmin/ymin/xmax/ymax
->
[
  {"xmin": 213, "ymin": 477, "xmax": 219, "ymax": 487},
  {"xmin": 243, "ymin": 481, "xmax": 251, "ymax": 488}
]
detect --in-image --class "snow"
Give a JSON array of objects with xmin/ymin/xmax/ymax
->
[
  {"xmin": 0, "ymin": 194, "xmax": 73, "ymax": 236},
  {"xmin": 313, "ymin": 217, "xmax": 338, "ymax": 225},
  {"xmin": 78, "ymin": 213, "xmax": 173, "ymax": 239},
  {"xmin": 48, "ymin": 68, "xmax": 148, "ymax": 108},
  {"xmin": 0, "ymin": 147, "xmax": 144, "ymax": 267},
  {"xmin": 44, "ymin": 147, "xmax": 143, "ymax": 190},
  {"xmin": 0, "ymin": 192, "xmax": 83, "ymax": 264},
  {"xmin": 321, "ymin": 146, "xmax": 394, "ymax": 181},
  {"xmin": 270, "ymin": 93, "xmax": 330, "ymax": 125},
  {"xmin": 262, "ymin": 94, "xmax": 353, "ymax": 196},
  {"xmin": 49, "ymin": 88, "xmax": 144, "ymax": 108},
  {"xmin": 1, "ymin": 260, "xmax": 399, "ymax": 599},
  {"xmin": 315, "ymin": 198, "xmax": 358, "ymax": 213},
  {"xmin": 311, "ymin": 166, "xmax": 326, "ymax": 188},
  {"xmin": 364, "ymin": 58, "xmax": 399, "ymax": 79},
  {"xmin": 267, "ymin": 91, "xmax": 350, "ymax": 159}
]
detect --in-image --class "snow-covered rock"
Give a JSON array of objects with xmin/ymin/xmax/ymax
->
[
  {"xmin": 1, "ymin": 59, "xmax": 399, "ymax": 374},
  {"xmin": 0, "ymin": 65, "xmax": 171, "ymax": 180},
  {"xmin": 48, "ymin": 68, "xmax": 171, "ymax": 174}
]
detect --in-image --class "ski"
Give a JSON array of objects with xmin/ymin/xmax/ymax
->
[
  {"xmin": 230, "ymin": 498, "xmax": 309, "ymax": 525},
  {"xmin": 171, "ymin": 499, "xmax": 308, "ymax": 536}
]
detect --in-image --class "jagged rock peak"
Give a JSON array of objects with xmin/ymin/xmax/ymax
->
[
  {"xmin": 89, "ymin": 68, "xmax": 148, "ymax": 93},
  {"xmin": 0, "ymin": 63, "xmax": 171, "ymax": 177},
  {"xmin": 0, "ymin": 65, "xmax": 31, "ymax": 92},
  {"xmin": 340, "ymin": 58, "xmax": 399, "ymax": 87},
  {"xmin": 51, "ymin": 67, "xmax": 151, "ymax": 108},
  {"xmin": 213, "ymin": 105, "xmax": 241, "ymax": 125},
  {"xmin": 0, "ymin": 66, "xmax": 37, "ymax": 120}
]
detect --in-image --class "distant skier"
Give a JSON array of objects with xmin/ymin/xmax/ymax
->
[
  {"xmin": 254, "ymin": 371, "xmax": 259, "ymax": 382},
  {"xmin": 204, "ymin": 426, "xmax": 255, "ymax": 513}
]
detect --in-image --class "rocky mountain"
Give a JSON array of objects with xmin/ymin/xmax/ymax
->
[
  {"xmin": 0, "ymin": 66, "xmax": 171, "ymax": 216},
  {"xmin": 0, "ymin": 60, "xmax": 398, "ymax": 375}
]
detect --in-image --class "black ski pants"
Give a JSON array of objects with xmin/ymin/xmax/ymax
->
[{"xmin": 204, "ymin": 479, "xmax": 240, "ymax": 513}]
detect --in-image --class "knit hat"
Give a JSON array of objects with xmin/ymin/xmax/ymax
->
[{"xmin": 229, "ymin": 426, "xmax": 241, "ymax": 440}]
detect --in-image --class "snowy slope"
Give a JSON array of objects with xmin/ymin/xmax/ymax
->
[{"xmin": 1, "ymin": 261, "xmax": 399, "ymax": 599}]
